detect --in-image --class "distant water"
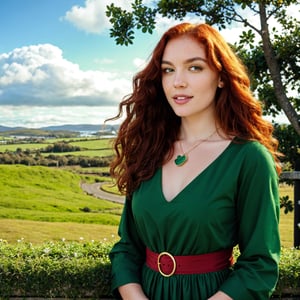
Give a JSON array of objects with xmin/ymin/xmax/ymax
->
[
  {"xmin": 79, "ymin": 131, "xmax": 97, "ymax": 137},
  {"xmin": 79, "ymin": 131, "xmax": 116, "ymax": 138}
]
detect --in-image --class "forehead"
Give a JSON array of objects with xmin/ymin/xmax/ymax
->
[{"xmin": 162, "ymin": 36, "xmax": 206, "ymax": 61}]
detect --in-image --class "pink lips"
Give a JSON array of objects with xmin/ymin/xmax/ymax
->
[{"xmin": 173, "ymin": 95, "xmax": 193, "ymax": 104}]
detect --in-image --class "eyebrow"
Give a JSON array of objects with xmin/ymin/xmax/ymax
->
[{"xmin": 161, "ymin": 57, "xmax": 208, "ymax": 65}]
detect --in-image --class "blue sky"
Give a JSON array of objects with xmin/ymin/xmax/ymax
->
[
  {"xmin": 0, "ymin": 0, "xmax": 165, "ymax": 128},
  {"xmin": 0, "ymin": 0, "xmax": 297, "ymax": 128}
]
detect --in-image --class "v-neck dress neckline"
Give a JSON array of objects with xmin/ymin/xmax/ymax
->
[{"xmin": 160, "ymin": 140, "xmax": 235, "ymax": 203}]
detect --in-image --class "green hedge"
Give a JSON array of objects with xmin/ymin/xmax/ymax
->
[
  {"xmin": 0, "ymin": 240, "xmax": 112, "ymax": 298},
  {"xmin": 0, "ymin": 240, "xmax": 299, "ymax": 299}
]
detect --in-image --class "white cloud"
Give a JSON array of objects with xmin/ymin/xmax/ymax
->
[
  {"xmin": 286, "ymin": 4, "xmax": 300, "ymax": 19},
  {"xmin": 0, "ymin": 105, "xmax": 119, "ymax": 128},
  {"xmin": 63, "ymin": 0, "xmax": 131, "ymax": 34},
  {"xmin": 133, "ymin": 57, "xmax": 146, "ymax": 70},
  {"xmin": 0, "ymin": 44, "xmax": 131, "ymax": 107},
  {"xmin": 94, "ymin": 58, "xmax": 114, "ymax": 65},
  {"xmin": 155, "ymin": 13, "xmax": 205, "ymax": 35}
]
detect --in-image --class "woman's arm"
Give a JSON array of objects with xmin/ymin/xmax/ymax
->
[
  {"xmin": 219, "ymin": 142, "xmax": 280, "ymax": 299},
  {"xmin": 208, "ymin": 291, "xmax": 233, "ymax": 300},
  {"xmin": 119, "ymin": 283, "xmax": 149, "ymax": 300},
  {"xmin": 110, "ymin": 199, "xmax": 146, "ymax": 298}
]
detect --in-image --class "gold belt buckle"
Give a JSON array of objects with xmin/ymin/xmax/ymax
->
[{"xmin": 157, "ymin": 251, "xmax": 176, "ymax": 277}]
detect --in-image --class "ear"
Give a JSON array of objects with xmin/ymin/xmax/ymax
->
[{"xmin": 218, "ymin": 80, "xmax": 224, "ymax": 88}]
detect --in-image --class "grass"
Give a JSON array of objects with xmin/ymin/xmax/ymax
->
[
  {"xmin": 279, "ymin": 183, "xmax": 294, "ymax": 247},
  {"xmin": 0, "ymin": 143, "xmax": 50, "ymax": 151},
  {"xmin": 47, "ymin": 139, "xmax": 114, "ymax": 156},
  {"xmin": 101, "ymin": 182, "xmax": 120, "ymax": 195},
  {"xmin": 0, "ymin": 219, "xmax": 118, "ymax": 244},
  {"xmin": 0, "ymin": 164, "xmax": 122, "ymax": 226},
  {"xmin": 0, "ymin": 164, "xmax": 122, "ymax": 244},
  {"xmin": 0, "ymin": 137, "xmax": 113, "ymax": 157},
  {"xmin": 0, "ymin": 164, "xmax": 296, "ymax": 247},
  {"xmin": 69, "ymin": 139, "xmax": 113, "ymax": 149}
]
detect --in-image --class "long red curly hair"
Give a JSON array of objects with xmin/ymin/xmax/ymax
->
[{"xmin": 107, "ymin": 22, "xmax": 281, "ymax": 197}]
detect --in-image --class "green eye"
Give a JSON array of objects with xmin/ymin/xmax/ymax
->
[
  {"xmin": 162, "ymin": 67, "xmax": 174, "ymax": 73},
  {"xmin": 190, "ymin": 66, "xmax": 202, "ymax": 71}
]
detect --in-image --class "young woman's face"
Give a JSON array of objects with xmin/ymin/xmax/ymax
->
[{"xmin": 161, "ymin": 36, "xmax": 221, "ymax": 120}]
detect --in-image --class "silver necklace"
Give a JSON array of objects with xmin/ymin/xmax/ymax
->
[{"xmin": 174, "ymin": 130, "xmax": 217, "ymax": 167}]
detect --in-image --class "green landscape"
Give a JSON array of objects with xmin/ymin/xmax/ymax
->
[
  {"xmin": 0, "ymin": 135, "xmax": 122, "ymax": 244},
  {"xmin": 0, "ymin": 135, "xmax": 295, "ymax": 247}
]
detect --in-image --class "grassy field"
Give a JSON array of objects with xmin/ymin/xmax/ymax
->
[
  {"xmin": 0, "ymin": 164, "xmax": 122, "ymax": 244},
  {"xmin": 69, "ymin": 139, "xmax": 113, "ymax": 149},
  {"xmin": 0, "ymin": 137, "xmax": 114, "ymax": 157},
  {"xmin": 0, "ymin": 142, "xmax": 50, "ymax": 151},
  {"xmin": 0, "ymin": 164, "xmax": 295, "ymax": 247},
  {"xmin": 0, "ymin": 219, "xmax": 118, "ymax": 244},
  {"xmin": 0, "ymin": 165, "xmax": 122, "ymax": 220},
  {"xmin": 278, "ymin": 183, "xmax": 294, "ymax": 247}
]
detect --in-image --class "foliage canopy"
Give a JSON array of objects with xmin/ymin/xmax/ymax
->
[{"xmin": 106, "ymin": 0, "xmax": 300, "ymax": 169}]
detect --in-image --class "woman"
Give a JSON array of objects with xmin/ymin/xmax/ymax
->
[{"xmin": 108, "ymin": 23, "xmax": 281, "ymax": 299}]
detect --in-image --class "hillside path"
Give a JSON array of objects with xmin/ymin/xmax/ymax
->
[{"xmin": 81, "ymin": 182, "xmax": 125, "ymax": 204}]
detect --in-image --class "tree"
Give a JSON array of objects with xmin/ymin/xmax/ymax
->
[{"xmin": 106, "ymin": 0, "xmax": 300, "ymax": 133}]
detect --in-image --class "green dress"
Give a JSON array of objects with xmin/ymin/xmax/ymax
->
[{"xmin": 109, "ymin": 140, "xmax": 281, "ymax": 299}]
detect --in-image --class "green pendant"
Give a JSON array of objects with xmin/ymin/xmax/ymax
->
[{"xmin": 174, "ymin": 154, "xmax": 187, "ymax": 166}]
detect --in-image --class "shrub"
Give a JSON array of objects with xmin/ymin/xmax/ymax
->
[
  {"xmin": 0, "ymin": 239, "xmax": 113, "ymax": 298},
  {"xmin": 275, "ymin": 247, "xmax": 300, "ymax": 297},
  {"xmin": 0, "ymin": 240, "xmax": 299, "ymax": 299},
  {"xmin": 80, "ymin": 206, "xmax": 92, "ymax": 212}
]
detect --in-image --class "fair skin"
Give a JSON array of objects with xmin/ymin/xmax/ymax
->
[
  {"xmin": 161, "ymin": 36, "xmax": 220, "ymax": 124},
  {"xmin": 118, "ymin": 36, "xmax": 232, "ymax": 300},
  {"xmin": 119, "ymin": 283, "xmax": 149, "ymax": 300}
]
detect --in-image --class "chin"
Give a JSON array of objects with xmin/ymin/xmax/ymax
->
[{"xmin": 173, "ymin": 111, "xmax": 192, "ymax": 118}]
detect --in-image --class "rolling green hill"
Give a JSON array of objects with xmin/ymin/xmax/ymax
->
[{"xmin": 0, "ymin": 164, "xmax": 122, "ymax": 224}]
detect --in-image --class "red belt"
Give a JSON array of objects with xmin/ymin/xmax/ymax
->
[{"xmin": 146, "ymin": 248, "xmax": 234, "ymax": 277}]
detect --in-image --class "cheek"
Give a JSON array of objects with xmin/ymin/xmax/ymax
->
[
  {"xmin": 162, "ymin": 77, "xmax": 171, "ymax": 95},
  {"xmin": 161, "ymin": 79, "xmax": 167, "ymax": 95},
  {"xmin": 197, "ymin": 77, "xmax": 219, "ymax": 92}
]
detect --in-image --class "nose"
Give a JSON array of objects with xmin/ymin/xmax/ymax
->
[{"xmin": 173, "ymin": 72, "xmax": 187, "ymax": 88}]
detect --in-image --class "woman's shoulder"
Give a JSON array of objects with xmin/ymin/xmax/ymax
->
[
  {"xmin": 231, "ymin": 138, "xmax": 274, "ymax": 163},
  {"xmin": 233, "ymin": 137, "xmax": 269, "ymax": 152}
]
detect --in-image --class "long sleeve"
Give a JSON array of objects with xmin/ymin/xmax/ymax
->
[
  {"xmin": 220, "ymin": 142, "xmax": 281, "ymax": 299},
  {"xmin": 109, "ymin": 197, "xmax": 145, "ymax": 297}
]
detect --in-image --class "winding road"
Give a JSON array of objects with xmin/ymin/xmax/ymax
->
[{"xmin": 81, "ymin": 182, "xmax": 125, "ymax": 204}]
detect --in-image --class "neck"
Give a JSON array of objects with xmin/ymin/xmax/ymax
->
[{"xmin": 180, "ymin": 118, "xmax": 218, "ymax": 143}]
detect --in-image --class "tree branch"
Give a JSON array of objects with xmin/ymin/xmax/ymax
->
[
  {"xmin": 225, "ymin": 5, "xmax": 261, "ymax": 35},
  {"xmin": 259, "ymin": 2, "xmax": 300, "ymax": 134}
]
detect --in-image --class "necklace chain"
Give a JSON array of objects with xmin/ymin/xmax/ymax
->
[{"xmin": 174, "ymin": 129, "xmax": 217, "ymax": 167}]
